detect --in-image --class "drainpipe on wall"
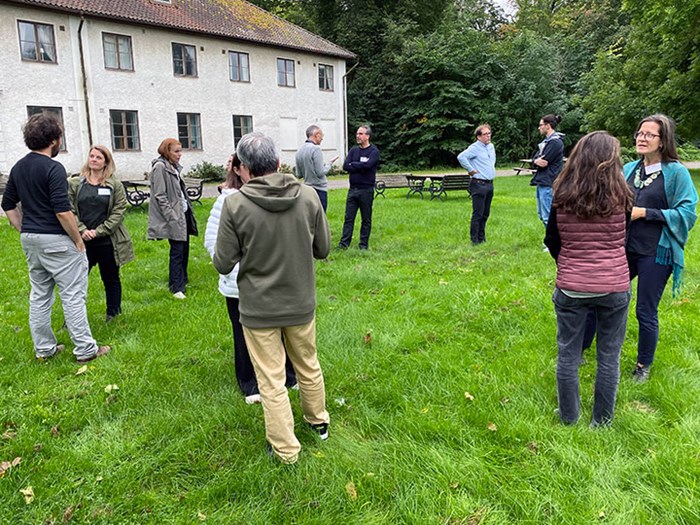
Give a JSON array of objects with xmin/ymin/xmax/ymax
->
[
  {"xmin": 342, "ymin": 59, "xmax": 359, "ymax": 154},
  {"xmin": 77, "ymin": 16, "xmax": 93, "ymax": 146}
]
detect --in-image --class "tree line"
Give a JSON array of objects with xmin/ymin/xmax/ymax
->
[{"xmin": 250, "ymin": 0, "xmax": 700, "ymax": 169}]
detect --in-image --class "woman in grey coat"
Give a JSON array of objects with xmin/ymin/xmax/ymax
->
[{"xmin": 147, "ymin": 138, "xmax": 197, "ymax": 299}]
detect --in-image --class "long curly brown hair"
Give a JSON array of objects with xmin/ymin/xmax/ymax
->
[{"xmin": 552, "ymin": 131, "xmax": 632, "ymax": 219}]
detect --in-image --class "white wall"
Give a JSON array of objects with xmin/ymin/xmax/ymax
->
[{"xmin": 0, "ymin": 4, "xmax": 348, "ymax": 178}]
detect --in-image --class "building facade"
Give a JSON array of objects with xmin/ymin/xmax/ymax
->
[{"xmin": 0, "ymin": 0, "xmax": 355, "ymax": 177}]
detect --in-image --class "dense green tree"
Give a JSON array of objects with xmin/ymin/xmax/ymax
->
[{"xmin": 582, "ymin": 0, "xmax": 700, "ymax": 141}]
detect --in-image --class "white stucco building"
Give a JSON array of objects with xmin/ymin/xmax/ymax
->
[{"xmin": 0, "ymin": 0, "xmax": 355, "ymax": 177}]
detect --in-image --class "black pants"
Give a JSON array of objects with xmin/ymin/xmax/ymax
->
[
  {"xmin": 225, "ymin": 297, "xmax": 297, "ymax": 396},
  {"xmin": 86, "ymin": 240, "xmax": 121, "ymax": 317},
  {"xmin": 340, "ymin": 187, "xmax": 374, "ymax": 248},
  {"xmin": 469, "ymin": 179, "xmax": 493, "ymax": 244},
  {"xmin": 168, "ymin": 238, "xmax": 189, "ymax": 294}
]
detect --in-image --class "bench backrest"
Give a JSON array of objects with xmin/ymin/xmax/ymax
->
[{"xmin": 441, "ymin": 174, "xmax": 471, "ymax": 189}]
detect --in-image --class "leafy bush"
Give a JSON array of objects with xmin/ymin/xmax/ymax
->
[
  {"xmin": 186, "ymin": 161, "xmax": 226, "ymax": 181},
  {"xmin": 678, "ymin": 143, "xmax": 700, "ymax": 162}
]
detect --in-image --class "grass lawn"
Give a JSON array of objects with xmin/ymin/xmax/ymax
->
[{"xmin": 1, "ymin": 174, "xmax": 699, "ymax": 524}]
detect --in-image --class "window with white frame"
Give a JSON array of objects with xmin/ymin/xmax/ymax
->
[
  {"xmin": 172, "ymin": 43, "xmax": 197, "ymax": 77},
  {"xmin": 27, "ymin": 106, "xmax": 66, "ymax": 151},
  {"xmin": 277, "ymin": 58, "xmax": 295, "ymax": 87},
  {"xmin": 103, "ymin": 33, "xmax": 133, "ymax": 71},
  {"xmin": 232, "ymin": 115, "xmax": 253, "ymax": 146},
  {"xmin": 109, "ymin": 110, "xmax": 140, "ymax": 151},
  {"xmin": 228, "ymin": 51, "xmax": 250, "ymax": 82},
  {"xmin": 177, "ymin": 113, "xmax": 202, "ymax": 149},
  {"xmin": 18, "ymin": 20, "xmax": 57, "ymax": 63},
  {"xmin": 318, "ymin": 64, "xmax": 334, "ymax": 91}
]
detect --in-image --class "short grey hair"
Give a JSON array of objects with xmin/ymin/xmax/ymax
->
[
  {"xmin": 360, "ymin": 124, "xmax": 372, "ymax": 137},
  {"xmin": 306, "ymin": 125, "xmax": 321, "ymax": 138},
  {"xmin": 236, "ymin": 132, "xmax": 279, "ymax": 177}
]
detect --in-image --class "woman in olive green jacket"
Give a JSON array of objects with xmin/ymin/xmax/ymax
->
[{"xmin": 68, "ymin": 145, "xmax": 134, "ymax": 322}]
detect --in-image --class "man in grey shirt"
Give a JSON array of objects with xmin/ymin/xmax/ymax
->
[{"xmin": 295, "ymin": 125, "xmax": 338, "ymax": 212}]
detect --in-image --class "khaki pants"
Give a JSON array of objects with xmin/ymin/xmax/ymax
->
[{"xmin": 243, "ymin": 317, "xmax": 329, "ymax": 464}]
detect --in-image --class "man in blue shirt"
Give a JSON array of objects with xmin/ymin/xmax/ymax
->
[{"xmin": 457, "ymin": 124, "xmax": 496, "ymax": 245}]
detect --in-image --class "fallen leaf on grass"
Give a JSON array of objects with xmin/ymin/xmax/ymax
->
[
  {"xmin": 0, "ymin": 457, "xmax": 22, "ymax": 477},
  {"xmin": 500, "ymin": 397, "xmax": 510, "ymax": 407},
  {"xmin": 64, "ymin": 506, "xmax": 74, "ymax": 522},
  {"xmin": 363, "ymin": 332, "xmax": 372, "ymax": 345},
  {"xmin": 33, "ymin": 443, "xmax": 43, "ymax": 452},
  {"xmin": 438, "ymin": 279, "xmax": 448, "ymax": 286},
  {"xmin": 197, "ymin": 512, "xmax": 206, "ymax": 521},
  {"xmin": 487, "ymin": 422, "xmax": 498, "ymax": 432},
  {"xmin": 421, "ymin": 407, "xmax": 429, "ymax": 414},
  {"xmin": 464, "ymin": 392, "xmax": 474, "ymax": 401},
  {"xmin": 104, "ymin": 384, "xmax": 119, "ymax": 394},
  {"xmin": 468, "ymin": 507, "xmax": 486, "ymax": 525},
  {"xmin": 598, "ymin": 510, "xmax": 606, "ymax": 519},
  {"xmin": 527, "ymin": 441, "xmax": 539, "ymax": 454},
  {"xmin": 75, "ymin": 365, "xmax": 88, "ymax": 376},
  {"xmin": 449, "ymin": 482, "xmax": 460, "ymax": 490},
  {"xmin": 2, "ymin": 430, "xmax": 17, "ymax": 440},
  {"xmin": 334, "ymin": 397, "xmax": 346, "ymax": 407},
  {"xmin": 96, "ymin": 476, "xmax": 103, "ymax": 483},
  {"xmin": 345, "ymin": 481, "xmax": 357, "ymax": 501},
  {"xmin": 51, "ymin": 425, "xmax": 60, "ymax": 437},
  {"xmin": 628, "ymin": 400, "xmax": 655, "ymax": 414},
  {"xmin": 20, "ymin": 485, "xmax": 34, "ymax": 504},
  {"xmin": 313, "ymin": 451, "xmax": 325, "ymax": 458}
]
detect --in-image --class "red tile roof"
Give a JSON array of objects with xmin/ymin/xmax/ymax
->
[{"xmin": 6, "ymin": 0, "xmax": 356, "ymax": 59}]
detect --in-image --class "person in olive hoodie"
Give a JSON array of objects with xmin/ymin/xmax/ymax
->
[
  {"xmin": 68, "ymin": 145, "xmax": 134, "ymax": 322},
  {"xmin": 147, "ymin": 138, "xmax": 197, "ymax": 299},
  {"xmin": 213, "ymin": 132, "xmax": 331, "ymax": 465}
]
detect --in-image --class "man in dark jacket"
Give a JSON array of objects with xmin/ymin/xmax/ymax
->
[
  {"xmin": 339, "ymin": 125, "xmax": 380, "ymax": 250},
  {"xmin": 532, "ymin": 114, "xmax": 564, "ymax": 230},
  {"xmin": 213, "ymin": 132, "xmax": 331, "ymax": 465}
]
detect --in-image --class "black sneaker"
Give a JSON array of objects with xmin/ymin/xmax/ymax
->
[
  {"xmin": 309, "ymin": 423, "xmax": 329, "ymax": 441},
  {"xmin": 632, "ymin": 363, "xmax": 650, "ymax": 383}
]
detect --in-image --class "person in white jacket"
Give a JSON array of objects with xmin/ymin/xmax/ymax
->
[{"xmin": 204, "ymin": 153, "xmax": 297, "ymax": 404}]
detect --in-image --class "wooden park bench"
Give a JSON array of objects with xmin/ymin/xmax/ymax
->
[
  {"xmin": 429, "ymin": 173, "xmax": 472, "ymax": 201},
  {"xmin": 374, "ymin": 173, "xmax": 411, "ymax": 198},
  {"xmin": 513, "ymin": 159, "xmax": 536, "ymax": 177}
]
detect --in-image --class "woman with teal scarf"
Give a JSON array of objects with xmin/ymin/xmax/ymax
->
[{"xmin": 624, "ymin": 114, "xmax": 698, "ymax": 383}]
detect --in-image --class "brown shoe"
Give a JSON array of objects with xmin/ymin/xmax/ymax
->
[
  {"xmin": 76, "ymin": 345, "xmax": 111, "ymax": 364},
  {"xmin": 36, "ymin": 344, "xmax": 65, "ymax": 360}
]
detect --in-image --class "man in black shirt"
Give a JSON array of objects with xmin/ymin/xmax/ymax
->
[{"xmin": 1, "ymin": 114, "xmax": 109, "ymax": 363}]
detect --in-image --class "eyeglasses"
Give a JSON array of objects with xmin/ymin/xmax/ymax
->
[
  {"xmin": 634, "ymin": 131, "xmax": 660, "ymax": 141},
  {"xmin": 356, "ymin": 132, "xmax": 367, "ymax": 136}
]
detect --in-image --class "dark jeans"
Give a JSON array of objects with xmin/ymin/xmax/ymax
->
[
  {"xmin": 86, "ymin": 240, "xmax": 121, "ymax": 317},
  {"xmin": 314, "ymin": 188, "xmax": 328, "ymax": 212},
  {"xmin": 340, "ymin": 187, "xmax": 374, "ymax": 248},
  {"xmin": 225, "ymin": 297, "xmax": 297, "ymax": 396},
  {"xmin": 628, "ymin": 253, "xmax": 672, "ymax": 366},
  {"xmin": 469, "ymin": 179, "xmax": 493, "ymax": 244},
  {"xmin": 168, "ymin": 238, "xmax": 189, "ymax": 294},
  {"xmin": 553, "ymin": 288, "xmax": 631, "ymax": 425}
]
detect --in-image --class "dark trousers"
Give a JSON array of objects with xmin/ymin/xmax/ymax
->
[
  {"xmin": 340, "ymin": 187, "xmax": 374, "ymax": 248},
  {"xmin": 86, "ymin": 241, "xmax": 121, "ymax": 317},
  {"xmin": 225, "ymin": 297, "xmax": 297, "ymax": 396},
  {"xmin": 553, "ymin": 288, "xmax": 631, "ymax": 425},
  {"xmin": 628, "ymin": 253, "xmax": 672, "ymax": 366},
  {"xmin": 314, "ymin": 188, "xmax": 328, "ymax": 212},
  {"xmin": 469, "ymin": 179, "xmax": 493, "ymax": 244},
  {"xmin": 168, "ymin": 238, "xmax": 189, "ymax": 294}
]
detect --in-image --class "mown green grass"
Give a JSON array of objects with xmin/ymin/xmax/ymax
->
[{"xmin": 1, "ymin": 174, "xmax": 699, "ymax": 524}]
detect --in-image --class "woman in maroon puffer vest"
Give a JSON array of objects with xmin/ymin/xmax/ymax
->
[{"xmin": 544, "ymin": 131, "xmax": 633, "ymax": 427}]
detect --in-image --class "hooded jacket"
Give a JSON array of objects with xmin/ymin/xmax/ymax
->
[
  {"xmin": 147, "ymin": 156, "xmax": 192, "ymax": 241},
  {"xmin": 213, "ymin": 172, "xmax": 330, "ymax": 328},
  {"xmin": 531, "ymin": 132, "xmax": 564, "ymax": 187}
]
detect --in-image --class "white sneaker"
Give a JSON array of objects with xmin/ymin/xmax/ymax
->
[
  {"xmin": 245, "ymin": 394, "xmax": 262, "ymax": 405},
  {"xmin": 173, "ymin": 292, "xmax": 186, "ymax": 300}
]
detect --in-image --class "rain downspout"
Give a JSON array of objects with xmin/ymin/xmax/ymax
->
[
  {"xmin": 77, "ymin": 16, "xmax": 93, "ymax": 145},
  {"xmin": 342, "ymin": 59, "xmax": 359, "ymax": 153}
]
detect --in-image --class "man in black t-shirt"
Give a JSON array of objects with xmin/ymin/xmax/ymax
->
[{"xmin": 1, "ymin": 114, "xmax": 109, "ymax": 363}]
